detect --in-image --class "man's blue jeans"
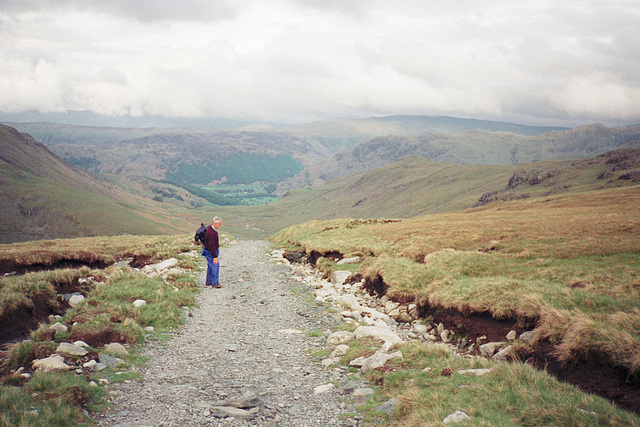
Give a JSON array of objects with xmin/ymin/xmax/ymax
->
[{"xmin": 202, "ymin": 248, "xmax": 219, "ymax": 285}]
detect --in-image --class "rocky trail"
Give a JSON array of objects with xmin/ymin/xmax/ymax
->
[{"xmin": 97, "ymin": 240, "xmax": 361, "ymax": 426}]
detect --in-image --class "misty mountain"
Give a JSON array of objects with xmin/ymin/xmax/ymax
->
[
  {"xmin": 279, "ymin": 124, "xmax": 640, "ymax": 192},
  {"xmin": 6, "ymin": 115, "xmax": 566, "ymax": 186}
]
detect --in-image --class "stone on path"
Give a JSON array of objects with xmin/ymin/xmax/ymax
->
[
  {"xmin": 314, "ymin": 383, "xmax": 336, "ymax": 394},
  {"xmin": 210, "ymin": 406, "xmax": 254, "ymax": 419},
  {"xmin": 326, "ymin": 330, "xmax": 355, "ymax": 347},
  {"xmin": 278, "ymin": 328, "xmax": 303, "ymax": 334},
  {"xmin": 219, "ymin": 391, "xmax": 263, "ymax": 408},
  {"xmin": 354, "ymin": 325, "xmax": 402, "ymax": 345},
  {"xmin": 330, "ymin": 270, "xmax": 352, "ymax": 286}
]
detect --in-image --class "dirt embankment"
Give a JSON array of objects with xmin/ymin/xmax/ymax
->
[{"xmin": 292, "ymin": 249, "xmax": 640, "ymax": 416}]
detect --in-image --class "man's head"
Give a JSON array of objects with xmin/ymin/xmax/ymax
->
[{"xmin": 212, "ymin": 216, "xmax": 222, "ymax": 229}]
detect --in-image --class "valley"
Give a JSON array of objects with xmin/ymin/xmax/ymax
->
[{"xmin": 1, "ymin": 115, "xmax": 639, "ymax": 424}]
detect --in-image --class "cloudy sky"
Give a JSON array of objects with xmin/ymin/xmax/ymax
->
[{"xmin": 1, "ymin": 0, "xmax": 639, "ymax": 127}]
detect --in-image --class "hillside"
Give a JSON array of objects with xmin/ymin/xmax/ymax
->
[
  {"xmin": 0, "ymin": 124, "xmax": 193, "ymax": 243},
  {"xmin": 279, "ymin": 124, "xmax": 640, "ymax": 192},
  {"xmin": 5, "ymin": 123, "xmax": 330, "ymax": 184},
  {"xmin": 230, "ymin": 147, "xmax": 640, "ymax": 237}
]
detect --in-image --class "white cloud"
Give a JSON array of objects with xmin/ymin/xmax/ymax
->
[{"xmin": 0, "ymin": 0, "xmax": 639, "ymax": 126}]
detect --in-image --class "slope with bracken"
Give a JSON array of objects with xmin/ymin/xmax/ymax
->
[{"xmin": 0, "ymin": 124, "xmax": 191, "ymax": 243}]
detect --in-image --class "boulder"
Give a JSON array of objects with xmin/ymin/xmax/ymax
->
[
  {"xmin": 457, "ymin": 368, "xmax": 491, "ymax": 376},
  {"xmin": 361, "ymin": 351, "xmax": 403, "ymax": 373},
  {"xmin": 354, "ymin": 326, "xmax": 403, "ymax": 345},
  {"xmin": 519, "ymin": 331, "xmax": 536, "ymax": 345},
  {"xmin": 384, "ymin": 301, "xmax": 400, "ymax": 314},
  {"xmin": 219, "ymin": 391, "xmax": 262, "ymax": 408},
  {"xmin": 349, "ymin": 357, "xmax": 368, "ymax": 368},
  {"xmin": 330, "ymin": 270, "xmax": 352, "ymax": 286},
  {"xmin": 103, "ymin": 342, "xmax": 129, "ymax": 357},
  {"xmin": 99, "ymin": 353, "xmax": 124, "ymax": 368},
  {"xmin": 353, "ymin": 387, "xmax": 375, "ymax": 397},
  {"xmin": 210, "ymin": 406, "xmax": 253, "ymax": 419},
  {"xmin": 321, "ymin": 357, "xmax": 340, "ymax": 367},
  {"xmin": 68, "ymin": 294, "xmax": 85, "ymax": 307},
  {"xmin": 325, "ymin": 330, "xmax": 355, "ymax": 347},
  {"xmin": 154, "ymin": 258, "xmax": 179, "ymax": 272},
  {"xmin": 313, "ymin": 383, "xmax": 335, "ymax": 394},
  {"xmin": 330, "ymin": 344, "xmax": 350, "ymax": 358},
  {"xmin": 506, "ymin": 330, "xmax": 517, "ymax": 341},
  {"xmin": 337, "ymin": 256, "xmax": 360, "ymax": 265},
  {"xmin": 443, "ymin": 410, "xmax": 471, "ymax": 424},
  {"xmin": 336, "ymin": 294, "xmax": 360, "ymax": 310},
  {"xmin": 32, "ymin": 355, "xmax": 71, "ymax": 372},
  {"xmin": 133, "ymin": 299, "xmax": 147, "ymax": 308},
  {"xmin": 375, "ymin": 397, "xmax": 400, "ymax": 414},
  {"xmin": 56, "ymin": 342, "xmax": 88, "ymax": 356},
  {"xmin": 479, "ymin": 342, "xmax": 505, "ymax": 358},
  {"xmin": 492, "ymin": 345, "xmax": 514, "ymax": 361},
  {"xmin": 49, "ymin": 322, "xmax": 68, "ymax": 333}
]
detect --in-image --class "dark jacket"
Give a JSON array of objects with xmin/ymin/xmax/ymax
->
[{"xmin": 204, "ymin": 226, "xmax": 219, "ymax": 254}]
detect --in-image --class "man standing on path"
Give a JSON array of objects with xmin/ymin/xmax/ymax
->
[{"xmin": 202, "ymin": 216, "xmax": 222, "ymax": 288}]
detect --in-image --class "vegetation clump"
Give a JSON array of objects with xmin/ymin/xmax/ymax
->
[{"xmin": 0, "ymin": 234, "xmax": 200, "ymax": 425}]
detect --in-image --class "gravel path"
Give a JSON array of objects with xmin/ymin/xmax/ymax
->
[{"xmin": 97, "ymin": 240, "xmax": 359, "ymax": 426}]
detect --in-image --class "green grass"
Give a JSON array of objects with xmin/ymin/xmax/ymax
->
[
  {"xmin": 0, "ymin": 234, "xmax": 203, "ymax": 425},
  {"xmin": 271, "ymin": 186, "xmax": 640, "ymax": 377},
  {"xmin": 332, "ymin": 339, "xmax": 640, "ymax": 426},
  {"xmin": 1, "ymin": 371, "xmax": 100, "ymax": 426}
]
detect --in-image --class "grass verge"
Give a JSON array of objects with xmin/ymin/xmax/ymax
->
[{"xmin": 0, "ymin": 234, "xmax": 202, "ymax": 425}]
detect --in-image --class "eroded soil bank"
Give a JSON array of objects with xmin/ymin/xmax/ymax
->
[{"xmin": 295, "ymin": 249, "xmax": 640, "ymax": 416}]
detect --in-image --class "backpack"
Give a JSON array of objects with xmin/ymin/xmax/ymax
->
[{"xmin": 194, "ymin": 224, "xmax": 207, "ymax": 244}]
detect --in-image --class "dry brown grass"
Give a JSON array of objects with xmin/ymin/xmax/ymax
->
[
  {"xmin": 271, "ymin": 185, "xmax": 640, "ymax": 374},
  {"xmin": 0, "ymin": 234, "xmax": 194, "ymax": 272}
]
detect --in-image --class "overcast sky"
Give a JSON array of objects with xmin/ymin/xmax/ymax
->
[{"xmin": 1, "ymin": 0, "xmax": 639, "ymax": 127}]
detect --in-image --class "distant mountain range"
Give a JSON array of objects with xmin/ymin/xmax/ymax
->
[
  {"xmin": 6, "ymin": 115, "xmax": 567, "ymax": 186},
  {"xmin": 3, "ymin": 115, "xmax": 640, "ymax": 241},
  {"xmin": 278, "ymin": 123, "xmax": 640, "ymax": 192}
]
